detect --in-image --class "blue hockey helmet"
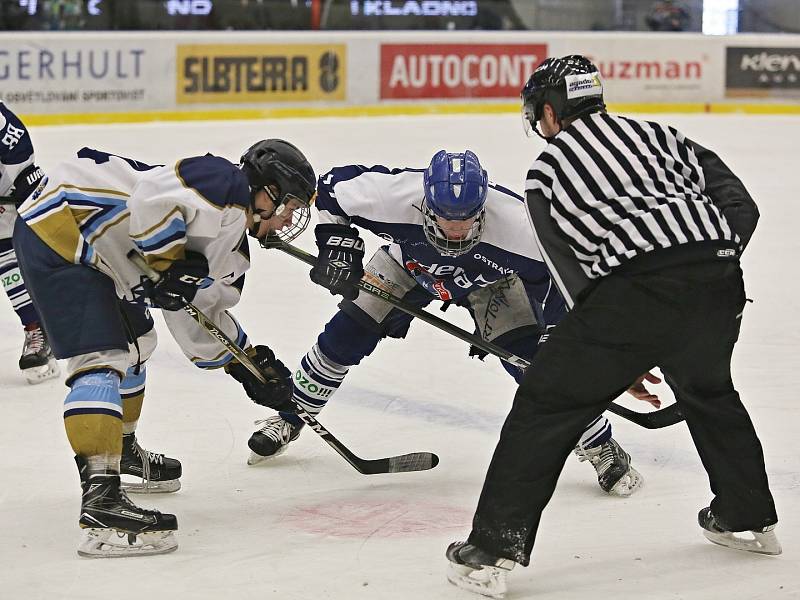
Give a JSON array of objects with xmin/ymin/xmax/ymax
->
[{"xmin": 422, "ymin": 150, "xmax": 488, "ymax": 257}]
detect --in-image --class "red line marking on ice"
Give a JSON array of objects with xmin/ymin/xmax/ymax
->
[{"xmin": 282, "ymin": 500, "xmax": 472, "ymax": 538}]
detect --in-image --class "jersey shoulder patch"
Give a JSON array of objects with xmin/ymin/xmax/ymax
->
[{"xmin": 176, "ymin": 155, "xmax": 249, "ymax": 210}]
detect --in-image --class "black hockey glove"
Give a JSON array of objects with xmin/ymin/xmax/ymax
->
[
  {"xmin": 309, "ymin": 224, "xmax": 365, "ymax": 301},
  {"xmin": 145, "ymin": 251, "xmax": 209, "ymax": 311},
  {"xmin": 225, "ymin": 345, "xmax": 297, "ymax": 413}
]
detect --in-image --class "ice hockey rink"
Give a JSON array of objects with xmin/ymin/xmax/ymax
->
[{"xmin": 1, "ymin": 112, "xmax": 798, "ymax": 599}]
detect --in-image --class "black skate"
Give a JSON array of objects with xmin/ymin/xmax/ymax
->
[
  {"xmin": 18, "ymin": 323, "xmax": 59, "ymax": 384},
  {"xmin": 574, "ymin": 437, "xmax": 643, "ymax": 496},
  {"xmin": 247, "ymin": 415, "xmax": 303, "ymax": 465},
  {"xmin": 76, "ymin": 457, "xmax": 178, "ymax": 558},
  {"xmin": 698, "ymin": 507, "xmax": 781, "ymax": 555},
  {"xmin": 120, "ymin": 433, "xmax": 182, "ymax": 493},
  {"xmin": 446, "ymin": 541, "xmax": 515, "ymax": 599}
]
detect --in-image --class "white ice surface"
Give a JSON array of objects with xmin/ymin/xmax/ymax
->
[{"xmin": 0, "ymin": 113, "xmax": 798, "ymax": 600}]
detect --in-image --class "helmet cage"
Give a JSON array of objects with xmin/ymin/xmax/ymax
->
[
  {"xmin": 422, "ymin": 199, "xmax": 486, "ymax": 257},
  {"xmin": 258, "ymin": 188, "xmax": 314, "ymax": 246}
]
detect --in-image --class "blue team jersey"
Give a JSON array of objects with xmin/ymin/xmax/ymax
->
[
  {"xmin": 0, "ymin": 102, "xmax": 36, "ymax": 199},
  {"xmin": 316, "ymin": 164, "xmax": 565, "ymax": 325}
]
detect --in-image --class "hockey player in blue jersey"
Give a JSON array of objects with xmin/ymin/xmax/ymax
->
[
  {"xmin": 13, "ymin": 139, "xmax": 315, "ymax": 557},
  {"xmin": 0, "ymin": 102, "xmax": 59, "ymax": 383},
  {"xmin": 247, "ymin": 149, "xmax": 643, "ymax": 497}
]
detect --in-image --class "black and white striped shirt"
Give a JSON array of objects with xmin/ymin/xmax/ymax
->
[{"xmin": 525, "ymin": 112, "xmax": 741, "ymax": 287}]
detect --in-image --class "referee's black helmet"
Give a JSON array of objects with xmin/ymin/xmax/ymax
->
[{"xmin": 521, "ymin": 55, "xmax": 606, "ymax": 135}]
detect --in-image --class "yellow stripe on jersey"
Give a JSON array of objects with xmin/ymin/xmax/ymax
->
[
  {"xmin": 143, "ymin": 244, "xmax": 186, "ymax": 272},
  {"xmin": 28, "ymin": 205, "xmax": 85, "ymax": 264}
]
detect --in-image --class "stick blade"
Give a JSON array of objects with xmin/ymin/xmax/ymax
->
[
  {"xmin": 357, "ymin": 452, "xmax": 439, "ymax": 475},
  {"xmin": 606, "ymin": 402, "xmax": 684, "ymax": 429},
  {"xmin": 389, "ymin": 452, "xmax": 439, "ymax": 473}
]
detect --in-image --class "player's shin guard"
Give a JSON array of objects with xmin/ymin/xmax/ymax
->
[
  {"xmin": 248, "ymin": 343, "xmax": 349, "ymax": 465},
  {"xmin": 64, "ymin": 370, "xmax": 124, "ymax": 457}
]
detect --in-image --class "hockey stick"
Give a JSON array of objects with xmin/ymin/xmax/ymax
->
[
  {"xmin": 127, "ymin": 250, "xmax": 439, "ymax": 475},
  {"xmin": 269, "ymin": 240, "xmax": 684, "ymax": 430}
]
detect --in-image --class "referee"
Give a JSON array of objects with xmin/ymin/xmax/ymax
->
[{"xmin": 446, "ymin": 55, "xmax": 780, "ymax": 597}]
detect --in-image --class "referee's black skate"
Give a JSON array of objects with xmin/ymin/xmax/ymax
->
[
  {"xmin": 76, "ymin": 456, "xmax": 178, "ymax": 558},
  {"xmin": 120, "ymin": 432, "xmax": 182, "ymax": 493},
  {"xmin": 247, "ymin": 415, "xmax": 303, "ymax": 465},
  {"xmin": 18, "ymin": 323, "xmax": 59, "ymax": 384},
  {"xmin": 575, "ymin": 437, "xmax": 642, "ymax": 496},
  {"xmin": 446, "ymin": 541, "xmax": 515, "ymax": 599},
  {"xmin": 698, "ymin": 507, "xmax": 781, "ymax": 555}
]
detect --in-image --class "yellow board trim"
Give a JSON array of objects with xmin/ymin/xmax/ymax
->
[{"xmin": 18, "ymin": 102, "xmax": 800, "ymax": 126}]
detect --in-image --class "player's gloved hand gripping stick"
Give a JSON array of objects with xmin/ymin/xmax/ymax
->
[
  {"xmin": 266, "ymin": 239, "xmax": 685, "ymax": 430},
  {"xmin": 128, "ymin": 249, "xmax": 438, "ymax": 475}
]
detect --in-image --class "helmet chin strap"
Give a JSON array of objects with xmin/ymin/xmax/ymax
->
[{"xmin": 248, "ymin": 213, "xmax": 262, "ymax": 238}]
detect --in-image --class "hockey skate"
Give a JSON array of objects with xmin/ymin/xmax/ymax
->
[
  {"xmin": 575, "ymin": 437, "xmax": 643, "ymax": 496},
  {"xmin": 120, "ymin": 433, "xmax": 182, "ymax": 493},
  {"xmin": 19, "ymin": 323, "xmax": 59, "ymax": 384},
  {"xmin": 446, "ymin": 541, "xmax": 516, "ymax": 599},
  {"xmin": 247, "ymin": 415, "xmax": 303, "ymax": 465},
  {"xmin": 76, "ymin": 457, "xmax": 178, "ymax": 558},
  {"xmin": 698, "ymin": 507, "xmax": 781, "ymax": 555}
]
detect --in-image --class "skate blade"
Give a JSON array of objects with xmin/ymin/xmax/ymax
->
[
  {"xmin": 446, "ymin": 563, "xmax": 509, "ymax": 599},
  {"xmin": 703, "ymin": 528, "xmax": 782, "ymax": 555},
  {"xmin": 247, "ymin": 445, "xmax": 289, "ymax": 466},
  {"xmin": 78, "ymin": 528, "xmax": 178, "ymax": 558},
  {"xmin": 121, "ymin": 477, "xmax": 181, "ymax": 494},
  {"xmin": 23, "ymin": 359, "xmax": 60, "ymax": 385},
  {"xmin": 608, "ymin": 466, "xmax": 643, "ymax": 497}
]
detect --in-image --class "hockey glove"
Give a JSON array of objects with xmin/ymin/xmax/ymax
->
[
  {"xmin": 145, "ymin": 251, "xmax": 210, "ymax": 311},
  {"xmin": 309, "ymin": 223, "xmax": 365, "ymax": 301},
  {"xmin": 225, "ymin": 345, "xmax": 297, "ymax": 413}
]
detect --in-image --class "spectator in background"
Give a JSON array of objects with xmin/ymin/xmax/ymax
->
[
  {"xmin": 44, "ymin": 0, "xmax": 84, "ymax": 30},
  {"xmin": 646, "ymin": 0, "xmax": 690, "ymax": 31}
]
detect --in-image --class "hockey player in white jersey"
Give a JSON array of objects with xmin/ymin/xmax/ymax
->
[
  {"xmin": 13, "ymin": 140, "xmax": 315, "ymax": 557},
  {"xmin": 247, "ymin": 149, "xmax": 643, "ymax": 498},
  {"xmin": 0, "ymin": 102, "xmax": 59, "ymax": 383}
]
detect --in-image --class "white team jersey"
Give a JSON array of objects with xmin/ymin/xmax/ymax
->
[
  {"xmin": 18, "ymin": 148, "xmax": 252, "ymax": 368},
  {"xmin": 315, "ymin": 165, "xmax": 553, "ymax": 306}
]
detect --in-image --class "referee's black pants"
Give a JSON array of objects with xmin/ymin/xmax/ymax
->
[{"xmin": 467, "ymin": 260, "xmax": 777, "ymax": 566}]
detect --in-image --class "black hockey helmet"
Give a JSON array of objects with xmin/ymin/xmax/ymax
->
[
  {"xmin": 521, "ymin": 55, "xmax": 605, "ymax": 139},
  {"xmin": 240, "ymin": 139, "xmax": 316, "ymax": 244}
]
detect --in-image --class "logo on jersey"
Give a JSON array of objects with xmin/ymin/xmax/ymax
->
[
  {"xmin": 406, "ymin": 259, "xmax": 495, "ymax": 291},
  {"xmin": 1, "ymin": 123, "xmax": 26, "ymax": 150},
  {"xmin": 472, "ymin": 252, "xmax": 516, "ymax": 275},
  {"xmin": 432, "ymin": 280, "xmax": 452, "ymax": 301}
]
